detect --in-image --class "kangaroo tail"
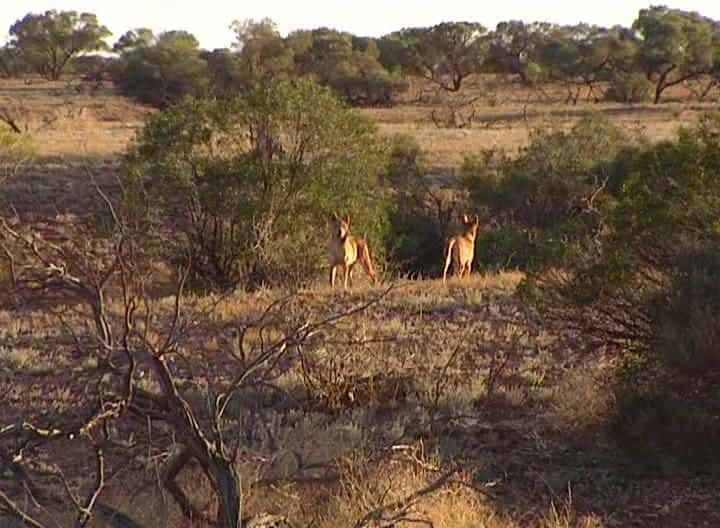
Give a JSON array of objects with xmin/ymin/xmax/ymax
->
[
  {"xmin": 442, "ymin": 237, "xmax": 456, "ymax": 282},
  {"xmin": 357, "ymin": 239, "xmax": 377, "ymax": 283}
]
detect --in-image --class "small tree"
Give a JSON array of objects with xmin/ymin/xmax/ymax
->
[
  {"xmin": 487, "ymin": 20, "xmax": 553, "ymax": 84},
  {"xmin": 126, "ymin": 78, "xmax": 390, "ymax": 290},
  {"xmin": 9, "ymin": 10, "xmax": 111, "ymax": 80},
  {"xmin": 111, "ymin": 29, "xmax": 209, "ymax": 107},
  {"xmin": 112, "ymin": 27, "xmax": 155, "ymax": 52},
  {"xmin": 228, "ymin": 18, "xmax": 294, "ymax": 90},
  {"xmin": 540, "ymin": 24, "xmax": 617, "ymax": 104},
  {"xmin": 524, "ymin": 113, "xmax": 720, "ymax": 467},
  {"xmin": 396, "ymin": 22, "xmax": 489, "ymax": 92},
  {"xmin": 0, "ymin": 44, "xmax": 28, "ymax": 78},
  {"xmin": 633, "ymin": 6, "xmax": 717, "ymax": 103}
]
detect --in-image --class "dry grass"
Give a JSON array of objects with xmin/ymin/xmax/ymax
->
[
  {"xmin": 0, "ymin": 78, "xmax": 148, "ymax": 157},
  {"xmin": 363, "ymin": 76, "xmax": 714, "ymax": 166},
  {"xmin": 546, "ymin": 364, "xmax": 615, "ymax": 434},
  {"xmin": 2, "ymin": 77, "xmax": 719, "ymax": 528},
  {"xmin": 0, "ymin": 262, "xmax": 707, "ymax": 527},
  {"xmin": 2, "ymin": 75, "xmax": 713, "ymax": 167},
  {"xmin": 541, "ymin": 486, "xmax": 604, "ymax": 528}
]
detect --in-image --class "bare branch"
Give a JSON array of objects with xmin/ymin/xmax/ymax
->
[
  {"xmin": 0, "ymin": 488, "xmax": 48, "ymax": 528},
  {"xmin": 352, "ymin": 468, "xmax": 457, "ymax": 528}
]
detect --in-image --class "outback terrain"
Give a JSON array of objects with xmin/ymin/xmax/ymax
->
[{"xmin": 1, "ymin": 74, "xmax": 719, "ymax": 528}]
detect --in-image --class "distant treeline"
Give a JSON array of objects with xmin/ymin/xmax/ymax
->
[{"xmin": 1, "ymin": 7, "xmax": 720, "ymax": 106}]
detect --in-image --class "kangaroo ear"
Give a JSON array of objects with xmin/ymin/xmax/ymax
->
[
  {"xmin": 343, "ymin": 214, "xmax": 350, "ymax": 224},
  {"xmin": 332, "ymin": 212, "xmax": 340, "ymax": 221},
  {"xmin": 474, "ymin": 214, "xmax": 480, "ymax": 225},
  {"xmin": 462, "ymin": 214, "xmax": 470, "ymax": 223}
]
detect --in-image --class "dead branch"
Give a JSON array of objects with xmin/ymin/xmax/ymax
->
[
  {"xmin": 1, "ymin": 177, "xmax": 412, "ymax": 528},
  {"xmin": 0, "ymin": 488, "xmax": 48, "ymax": 528},
  {"xmin": 351, "ymin": 468, "xmax": 457, "ymax": 528},
  {"xmin": 0, "ymin": 105, "xmax": 24, "ymax": 134},
  {"xmin": 428, "ymin": 341, "xmax": 464, "ymax": 434},
  {"xmin": 76, "ymin": 446, "xmax": 105, "ymax": 528}
]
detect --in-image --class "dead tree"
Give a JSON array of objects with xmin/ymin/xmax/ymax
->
[{"xmin": 0, "ymin": 195, "xmax": 399, "ymax": 527}]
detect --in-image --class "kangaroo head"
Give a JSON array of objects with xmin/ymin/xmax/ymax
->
[
  {"xmin": 332, "ymin": 213, "xmax": 351, "ymax": 239},
  {"xmin": 461, "ymin": 213, "xmax": 480, "ymax": 239}
]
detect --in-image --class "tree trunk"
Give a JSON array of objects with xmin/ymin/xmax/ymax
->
[
  {"xmin": 654, "ymin": 84, "xmax": 664, "ymax": 104},
  {"xmin": 653, "ymin": 65, "xmax": 675, "ymax": 104},
  {"xmin": 210, "ymin": 460, "xmax": 242, "ymax": 528},
  {"xmin": 148, "ymin": 355, "xmax": 243, "ymax": 528}
]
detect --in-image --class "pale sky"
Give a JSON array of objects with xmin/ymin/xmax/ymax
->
[{"xmin": 3, "ymin": 1, "xmax": 720, "ymax": 50}]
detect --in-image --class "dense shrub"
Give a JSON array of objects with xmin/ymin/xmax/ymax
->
[
  {"xmin": 462, "ymin": 115, "xmax": 631, "ymax": 270},
  {"xmin": 473, "ymin": 226, "xmax": 537, "ymax": 271},
  {"xmin": 525, "ymin": 113, "xmax": 720, "ymax": 469},
  {"xmin": 328, "ymin": 70, "xmax": 409, "ymax": 106},
  {"xmin": 612, "ymin": 243, "xmax": 720, "ymax": 470},
  {"xmin": 0, "ymin": 44, "xmax": 29, "ymax": 77},
  {"xmin": 605, "ymin": 73, "xmax": 653, "ymax": 103},
  {"xmin": 70, "ymin": 54, "xmax": 112, "ymax": 81},
  {"xmin": 111, "ymin": 30, "xmax": 209, "ymax": 107},
  {"xmin": 124, "ymin": 78, "xmax": 390, "ymax": 290},
  {"xmin": 384, "ymin": 134, "xmax": 458, "ymax": 277}
]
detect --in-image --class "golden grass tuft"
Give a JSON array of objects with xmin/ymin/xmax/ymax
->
[{"xmin": 546, "ymin": 364, "xmax": 614, "ymax": 434}]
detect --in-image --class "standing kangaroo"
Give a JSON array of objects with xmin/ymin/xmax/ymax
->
[
  {"xmin": 328, "ymin": 213, "xmax": 378, "ymax": 289},
  {"xmin": 442, "ymin": 214, "xmax": 480, "ymax": 282}
]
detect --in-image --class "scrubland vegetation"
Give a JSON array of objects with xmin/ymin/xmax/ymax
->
[{"xmin": 1, "ymin": 5, "xmax": 720, "ymax": 528}]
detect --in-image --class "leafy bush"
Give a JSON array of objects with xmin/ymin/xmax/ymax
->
[
  {"xmin": 328, "ymin": 69, "xmax": 409, "ymax": 106},
  {"xmin": 462, "ymin": 115, "xmax": 631, "ymax": 270},
  {"xmin": 125, "ymin": 78, "xmax": 390, "ymax": 290},
  {"xmin": 290, "ymin": 29, "xmax": 408, "ymax": 106},
  {"xmin": 613, "ymin": 245, "xmax": 720, "ymax": 469},
  {"xmin": 111, "ymin": 30, "xmax": 209, "ymax": 107},
  {"xmin": 605, "ymin": 73, "xmax": 653, "ymax": 103},
  {"xmin": 384, "ymin": 134, "xmax": 457, "ymax": 277},
  {"xmin": 473, "ymin": 226, "xmax": 537, "ymax": 271},
  {"xmin": 70, "ymin": 54, "xmax": 112, "ymax": 81},
  {"xmin": 525, "ymin": 113, "xmax": 720, "ymax": 469}
]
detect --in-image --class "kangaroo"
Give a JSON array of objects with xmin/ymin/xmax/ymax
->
[
  {"xmin": 442, "ymin": 214, "xmax": 480, "ymax": 282},
  {"xmin": 328, "ymin": 213, "xmax": 377, "ymax": 289}
]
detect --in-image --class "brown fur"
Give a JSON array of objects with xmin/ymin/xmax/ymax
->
[
  {"xmin": 442, "ymin": 213, "xmax": 480, "ymax": 282},
  {"xmin": 328, "ymin": 213, "xmax": 378, "ymax": 289}
]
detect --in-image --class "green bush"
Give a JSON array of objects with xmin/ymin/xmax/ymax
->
[
  {"xmin": 328, "ymin": 70, "xmax": 409, "ymax": 106},
  {"xmin": 605, "ymin": 73, "xmax": 653, "ymax": 103},
  {"xmin": 474, "ymin": 227, "xmax": 537, "ymax": 271},
  {"xmin": 111, "ymin": 31, "xmax": 209, "ymax": 107},
  {"xmin": 124, "ymin": 78, "xmax": 390, "ymax": 290},
  {"xmin": 384, "ymin": 134, "xmax": 456, "ymax": 277},
  {"xmin": 525, "ymin": 113, "xmax": 720, "ymax": 470},
  {"xmin": 462, "ymin": 115, "xmax": 631, "ymax": 270}
]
